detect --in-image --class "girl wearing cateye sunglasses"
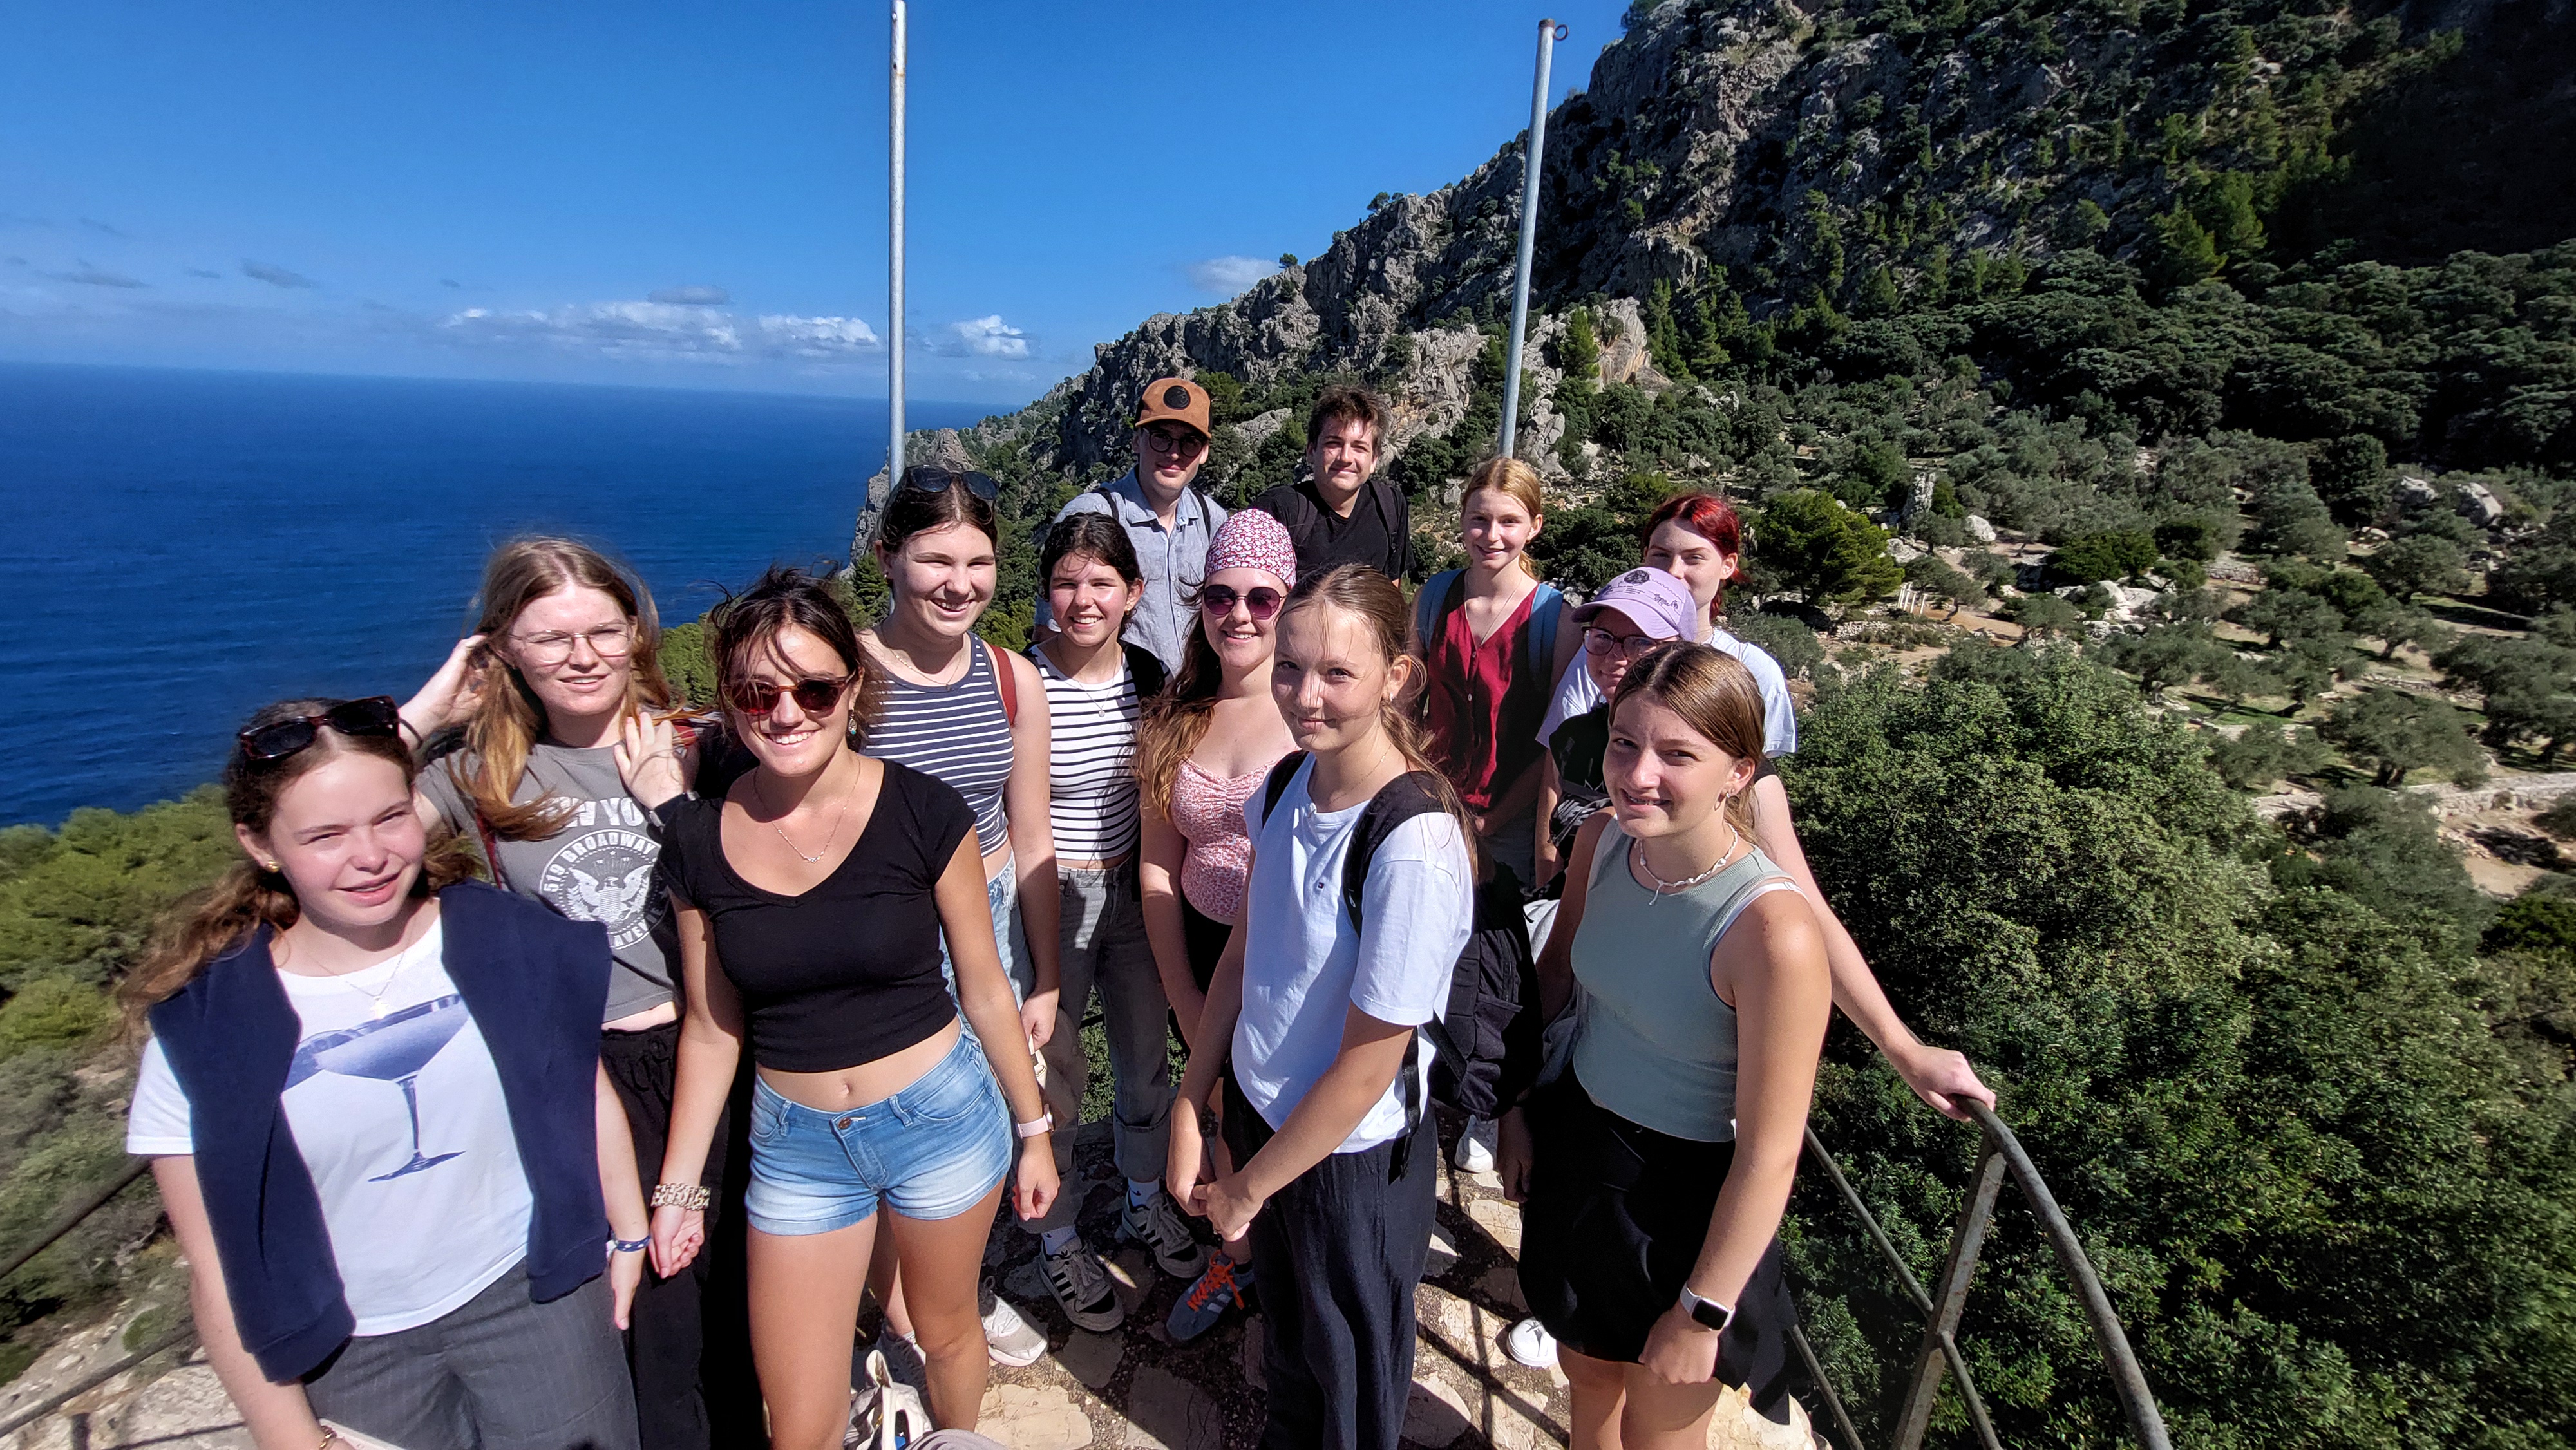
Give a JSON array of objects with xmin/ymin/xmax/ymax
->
[
  {"xmin": 397, "ymin": 536, "xmax": 760, "ymax": 1449},
  {"xmin": 122, "ymin": 697, "xmax": 647, "ymax": 1450},
  {"xmin": 1131, "ymin": 506, "xmax": 1300, "ymax": 1341},
  {"xmin": 645, "ymin": 566, "xmax": 1056, "ymax": 1442}
]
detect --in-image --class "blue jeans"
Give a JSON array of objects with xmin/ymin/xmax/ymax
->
[
  {"xmin": 742, "ymin": 1033, "xmax": 1013, "ymax": 1235},
  {"xmin": 939, "ymin": 864, "xmax": 1035, "ymax": 1047}
]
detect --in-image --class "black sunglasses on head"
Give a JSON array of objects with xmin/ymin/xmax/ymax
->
[
  {"xmin": 897, "ymin": 466, "xmax": 999, "ymax": 501},
  {"xmin": 238, "ymin": 696, "xmax": 404, "ymax": 762}
]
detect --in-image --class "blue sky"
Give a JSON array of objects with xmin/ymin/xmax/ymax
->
[{"xmin": 0, "ymin": 1, "xmax": 1633, "ymax": 407}]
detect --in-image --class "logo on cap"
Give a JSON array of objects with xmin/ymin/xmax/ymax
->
[
  {"xmin": 1624, "ymin": 569, "xmax": 1653, "ymax": 585},
  {"xmin": 1164, "ymin": 384, "xmax": 1192, "ymax": 410}
]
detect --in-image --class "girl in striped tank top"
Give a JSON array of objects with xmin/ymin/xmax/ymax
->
[
  {"xmin": 1014, "ymin": 514, "xmax": 1207, "ymax": 1334},
  {"xmin": 855, "ymin": 466, "xmax": 1059, "ymax": 1369}
]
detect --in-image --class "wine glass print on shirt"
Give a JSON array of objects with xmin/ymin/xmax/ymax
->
[{"xmin": 286, "ymin": 995, "xmax": 472, "ymax": 1181}]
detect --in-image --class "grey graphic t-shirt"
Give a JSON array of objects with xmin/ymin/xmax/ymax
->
[{"xmin": 419, "ymin": 742, "xmax": 675, "ymax": 1023}]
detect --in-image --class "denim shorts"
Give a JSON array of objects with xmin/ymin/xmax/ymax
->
[{"xmin": 743, "ymin": 1033, "xmax": 1014, "ymax": 1235}]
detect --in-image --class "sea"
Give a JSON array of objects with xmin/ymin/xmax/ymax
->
[{"xmin": 0, "ymin": 362, "xmax": 994, "ymax": 828}]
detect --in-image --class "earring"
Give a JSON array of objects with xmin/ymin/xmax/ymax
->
[{"xmin": 260, "ymin": 860, "xmax": 279, "ymax": 872}]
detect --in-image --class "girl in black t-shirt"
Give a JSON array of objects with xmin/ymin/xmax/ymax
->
[{"xmin": 645, "ymin": 567, "xmax": 1056, "ymax": 1444}]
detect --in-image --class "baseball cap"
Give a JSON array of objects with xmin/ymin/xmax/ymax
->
[
  {"xmin": 1134, "ymin": 377, "xmax": 1212, "ymax": 438},
  {"xmin": 1571, "ymin": 567, "xmax": 1697, "ymax": 640}
]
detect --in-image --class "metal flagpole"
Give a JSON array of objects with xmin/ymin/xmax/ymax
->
[
  {"xmin": 1498, "ymin": 17, "xmax": 1566, "ymax": 459},
  {"xmin": 889, "ymin": 0, "xmax": 908, "ymax": 487}
]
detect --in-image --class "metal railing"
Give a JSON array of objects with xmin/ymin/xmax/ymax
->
[
  {"xmin": 0, "ymin": 1160, "xmax": 201, "ymax": 1442},
  {"xmin": 1790, "ymin": 1102, "xmax": 2173, "ymax": 1450}
]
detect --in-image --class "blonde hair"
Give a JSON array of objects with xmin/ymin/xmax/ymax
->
[
  {"xmin": 1609, "ymin": 643, "xmax": 1767, "ymax": 838},
  {"xmin": 459, "ymin": 539, "xmax": 672, "ymax": 840},
  {"xmin": 1461, "ymin": 457, "xmax": 1546, "ymax": 578},
  {"xmin": 1278, "ymin": 565, "xmax": 1479, "ymax": 874}
]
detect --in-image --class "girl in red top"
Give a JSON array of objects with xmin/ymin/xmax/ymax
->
[{"xmin": 1417, "ymin": 457, "xmax": 1580, "ymax": 890}]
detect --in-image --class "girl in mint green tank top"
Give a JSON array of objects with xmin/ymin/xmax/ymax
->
[{"xmin": 1502, "ymin": 643, "xmax": 1833, "ymax": 1440}]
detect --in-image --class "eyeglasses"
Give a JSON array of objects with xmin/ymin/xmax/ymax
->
[
  {"xmin": 723, "ymin": 673, "xmax": 853, "ymax": 718},
  {"xmin": 1142, "ymin": 426, "xmax": 1207, "ymax": 458},
  {"xmin": 1584, "ymin": 628, "xmax": 1667, "ymax": 657},
  {"xmin": 238, "ymin": 696, "xmax": 404, "ymax": 762},
  {"xmin": 510, "ymin": 623, "xmax": 634, "ymax": 667},
  {"xmin": 1199, "ymin": 584, "xmax": 1283, "ymax": 620},
  {"xmin": 898, "ymin": 467, "xmax": 999, "ymax": 501}
]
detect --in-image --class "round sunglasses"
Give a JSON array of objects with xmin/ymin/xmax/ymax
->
[
  {"xmin": 238, "ymin": 696, "xmax": 404, "ymax": 761},
  {"xmin": 1198, "ymin": 583, "xmax": 1283, "ymax": 621},
  {"xmin": 723, "ymin": 673, "xmax": 853, "ymax": 718}
]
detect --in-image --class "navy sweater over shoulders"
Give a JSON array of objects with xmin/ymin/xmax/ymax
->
[{"xmin": 147, "ymin": 881, "xmax": 611, "ymax": 1382}]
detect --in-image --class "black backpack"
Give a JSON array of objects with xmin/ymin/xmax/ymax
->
[{"xmin": 1257, "ymin": 755, "xmax": 1538, "ymax": 1140}]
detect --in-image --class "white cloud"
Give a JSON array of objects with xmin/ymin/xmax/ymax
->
[
  {"xmin": 437, "ymin": 299, "xmax": 880, "ymax": 364},
  {"xmin": 1186, "ymin": 255, "xmax": 1280, "ymax": 296},
  {"xmin": 936, "ymin": 314, "xmax": 1030, "ymax": 359},
  {"xmin": 649, "ymin": 284, "xmax": 730, "ymax": 305}
]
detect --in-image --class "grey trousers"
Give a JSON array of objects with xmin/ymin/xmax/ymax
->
[
  {"xmin": 1029, "ymin": 861, "xmax": 1175, "ymax": 1232},
  {"xmin": 305, "ymin": 1261, "xmax": 640, "ymax": 1450}
]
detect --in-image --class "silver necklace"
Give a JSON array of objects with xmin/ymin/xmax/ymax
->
[
  {"xmin": 757, "ymin": 769, "xmax": 855, "ymax": 865},
  {"xmin": 1633, "ymin": 824, "xmax": 1739, "ymax": 903},
  {"xmin": 305, "ymin": 944, "xmax": 413, "ymax": 1019}
]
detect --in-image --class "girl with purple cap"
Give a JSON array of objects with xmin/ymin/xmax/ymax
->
[{"xmin": 1134, "ymin": 507, "xmax": 1300, "ymax": 1340}]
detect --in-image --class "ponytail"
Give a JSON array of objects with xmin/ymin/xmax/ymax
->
[{"xmin": 1279, "ymin": 565, "xmax": 1482, "ymax": 878}]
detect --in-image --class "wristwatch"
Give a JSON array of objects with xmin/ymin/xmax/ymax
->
[
  {"xmin": 1014, "ymin": 1113, "xmax": 1055, "ymax": 1140},
  {"xmin": 1676, "ymin": 1285, "xmax": 1735, "ymax": 1333}
]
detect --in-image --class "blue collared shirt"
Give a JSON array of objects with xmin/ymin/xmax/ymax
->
[{"xmin": 1037, "ymin": 469, "xmax": 1228, "ymax": 673}]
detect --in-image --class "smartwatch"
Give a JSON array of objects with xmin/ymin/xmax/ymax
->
[{"xmin": 1676, "ymin": 1285, "xmax": 1735, "ymax": 1333}]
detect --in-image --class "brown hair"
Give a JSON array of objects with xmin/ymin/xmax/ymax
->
[
  {"xmin": 875, "ymin": 467, "xmax": 1001, "ymax": 559},
  {"xmin": 1133, "ymin": 603, "xmax": 1233, "ymax": 819},
  {"xmin": 1609, "ymin": 643, "xmax": 1767, "ymax": 838},
  {"xmin": 458, "ymin": 539, "xmax": 672, "ymax": 840},
  {"xmin": 1461, "ymin": 456, "xmax": 1546, "ymax": 578},
  {"xmin": 122, "ymin": 699, "xmax": 477, "ymax": 1031},
  {"xmin": 708, "ymin": 565, "xmax": 880, "ymax": 746},
  {"xmin": 1276, "ymin": 564, "xmax": 1479, "ymax": 873},
  {"xmin": 1304, "ymin": 385, "xmax": 1390, "ymax": 449}
]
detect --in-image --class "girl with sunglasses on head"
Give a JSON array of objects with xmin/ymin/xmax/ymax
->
[
  {"xmin": 646, "ymin": 567, "xmax": 1057, "ymax": 1445},
  {"xmin": 1501, "ymin": 645, "xmax": 1830, "ymax": 1450},
  {"xmin": 852, "ymin": 467, "xmax": 1059, "ymax": 1366},
  {"xmin": 124, "ymin": 697, "xmax": 644, "ymax": 1450},
  {"xmin": 1166, "ymin": 565, "xmax": 1475, "ymax": 1450},
  {"xmin": 1132, "ymin": 507, "xmax": 1300, "ymax": 1341},
  {"xmin": 1011, "ymin": 514, "xmax": 1207, "ymax": 1334},
  {"xmin": 395, "ymin": 538, "xmax": 757, "ymax": 1450}
]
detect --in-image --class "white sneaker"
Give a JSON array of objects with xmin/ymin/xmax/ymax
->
[
  {"xmin": 1121, "ymin": 1190, "xmax": 1210, "ymax": 1280},
  {"xmin": 1038, "ymin": 1238, "xmax": 1127, "ymax": 1333},
  {"xmin": 1453, "ymin": 1115, "xmax": 1498, "ymax": 1175},
  {"xmin": 980, "ymin": 1282, "xmax": 1050, "ymax": 1366},
  {"xmin": 847, "ymin": 1348, "xmax": 929, "ymax": 1449},
  {"xmin": 1503, "ymin": 1315, "xmax": 1558, "ymax": 1369}
]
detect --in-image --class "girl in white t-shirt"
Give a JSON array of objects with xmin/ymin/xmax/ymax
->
[
  {"xmin": 122, "ymin": 697, "xmax": 646, "ymax": 1450},
  {"xmin": 1166, "ymin": 565, "xmax": 1474, "ymax": 1450}
]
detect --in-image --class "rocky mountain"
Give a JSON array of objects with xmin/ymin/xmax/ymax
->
[{"xmin": 859, "ymin": 0, "xmax": 2571, "ymax": 569}]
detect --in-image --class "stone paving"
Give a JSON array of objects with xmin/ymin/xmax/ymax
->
[{"xmin": 0, "ymin": 1115, "xmax": 1823, "ymax": 1450}]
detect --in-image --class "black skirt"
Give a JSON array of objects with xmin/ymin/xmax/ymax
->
[{"xmin": 1517, "ymin": 1074, "xmax": 1799, "ymax": 1420}]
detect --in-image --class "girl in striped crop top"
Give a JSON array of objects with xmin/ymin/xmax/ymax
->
[{"xmin": 856, "ymin": 466, "xmax": 1061, "ymax": 1368}]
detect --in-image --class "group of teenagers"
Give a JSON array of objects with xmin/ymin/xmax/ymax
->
[{"xmin": 120, "ymin": 376, "xmax": 1995, "ymax": 1450}]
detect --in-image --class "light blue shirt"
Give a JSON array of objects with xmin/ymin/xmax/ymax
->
[
  {"xmin": 1036, "ymin": 470, "xmax": 1227, "ymax": 674},
  {"xmin": 1233, "ymin": 758, "xmax": 1472, "ymax": 1153}
]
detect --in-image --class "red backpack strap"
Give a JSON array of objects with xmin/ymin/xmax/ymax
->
[
  {"xmin": 471, "ymin": 809, "xmax": 510, "ymax": 893},
  {"xmin": 985, "ymin": 637, "xmax": 1018, "ymax": 727}
]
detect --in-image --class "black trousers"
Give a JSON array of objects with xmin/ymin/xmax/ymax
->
[
  {"xmin": 600, "ymin": 1021, "xmax": 765, "ymax": 1450},
  {"xmin": 1224, "ymin": 1069, "xmax": 1437, "ymax": 1450}
]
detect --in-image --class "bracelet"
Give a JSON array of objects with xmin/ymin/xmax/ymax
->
[
  {"xmin": 1014, "ymin": 1113, "xmax": 1054, "ymax": 1140},
  {"xmin": 650, "ymin": 1182, "xmax": 712, "ymax": 1210},
  {"xmin": 609, "ymin": 1235, "xmax": 650, "ymax": 1254},
  {"xmin": 318, "ymin": 1429, "xmax": 348, "ymax": 1450}
]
